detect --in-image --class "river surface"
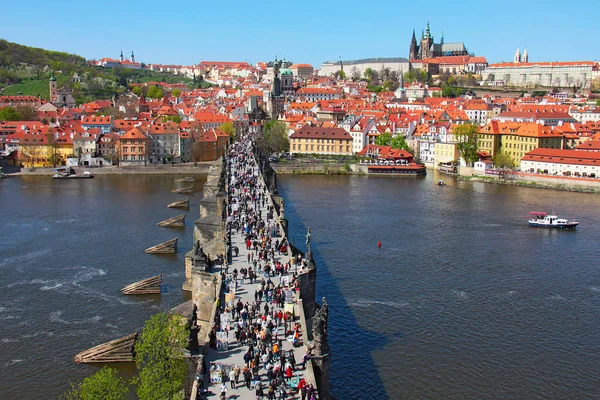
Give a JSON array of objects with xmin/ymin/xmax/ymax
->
[
  {"xmin": 2, "ymin": 173, "xmax": 600, "ymax": 400},
  {"xmin": 278, "ymin": 172, "xmax": 600, "ymax": 400},
  {"xmin": 0, "ymin": 175, "xmax": 202, "ymax": 399}
]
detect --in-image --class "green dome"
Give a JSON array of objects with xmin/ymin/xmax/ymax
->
[{"xmin": 280, "ymin": 68, "xmax": 293, "ymax": 75}]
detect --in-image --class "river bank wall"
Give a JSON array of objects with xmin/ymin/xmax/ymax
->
[
  {"xmin": 272, "ymin": 162, "xmax": 363, "ymax": 175},
  {"xmin": 458, "ymin": 167, "xmax": 600, "ymax": 194},
  {"xmin": 5, "ymin": 162, "xmax": 215, "ymax": 176},
  {"xmin": 185, "ymin": 152, "xmax": 330, "ymax": 399}
]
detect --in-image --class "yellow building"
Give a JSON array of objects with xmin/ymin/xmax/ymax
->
[
  {"xmin": 478, "ymin": 121, "xmax": 563, "ymax": 165},
  {"xmin": 434, "ymin": 142, "xmax": 459, "ymax": 169},
  {"xmin": 6, "ymin": 132, "xmax": 52, "ymax": 167},
  {"xmin": 290, "ymin": 124, "xmax": 353, "ymax": 155}
]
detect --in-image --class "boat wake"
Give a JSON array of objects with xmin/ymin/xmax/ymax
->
[
  {"xmin": 3, "ymin": 359, "xmax": 24, "ymax": 368},
  {"xmin": 49, "ymin": 311, "xmax": 103, "ymax": 326},
  {"xmin": 0, "ymin": 249, "xmax": 52, "ymax": 268},
  {"xmin": 349, "ymin": 299, "xmax": 414, "ymax": 310}
]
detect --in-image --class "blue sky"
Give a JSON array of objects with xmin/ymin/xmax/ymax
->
[{"xmin": 1, "ymin": 0, "xmax": 598, "ymax": 67}]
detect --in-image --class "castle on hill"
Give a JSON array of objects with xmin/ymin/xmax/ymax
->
[{"xmin": 409, "ymin": 22, "xmax": 469, "ymax": 60}]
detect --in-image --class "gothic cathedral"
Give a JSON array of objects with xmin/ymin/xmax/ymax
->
[{"xmin": 409, "ymin": 22, "xmax": 469, "ymax": 61}]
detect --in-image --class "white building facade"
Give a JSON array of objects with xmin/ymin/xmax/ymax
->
[{"xmin": 481, "ymin": 61, "xmax": 597, "ymax": 89}]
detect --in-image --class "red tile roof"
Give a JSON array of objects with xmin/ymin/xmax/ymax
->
[
  {"xmin": 290, "ymin": 124, "xmax": 352, "ymax": 140},
  {"xmin": 522, "ymin": 148, "xmax": 600, "ymax": 166}
]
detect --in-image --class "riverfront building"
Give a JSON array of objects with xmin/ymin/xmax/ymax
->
[
  {"xmin": 117, "ymin": 127, "xmax": 149, "ymax": 166},
  {"xmin": 290, "ymin": 124, "xmax": 353, "ymax": 155},
  {"xmin": 478, "ymin": 121, "xmax": 563, "ymax": 166},
  {"xmin": 521, "ymin": 148, "xmax": 600, "ymax": 177}
]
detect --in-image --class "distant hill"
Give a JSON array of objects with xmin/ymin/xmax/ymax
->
[
  {"xmin": 0, "ymin": 39, "xmax": 86, "ymax": 69},
  {"xmin": 0, "ymin": 39, "xmax": 194, "ymax": 103}
]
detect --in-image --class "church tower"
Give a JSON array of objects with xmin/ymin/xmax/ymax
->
[
  {"xmin": 131, "ymin": 51, "xmax": 135, "ymax": 63},
  {"xmin": 49, "ymin": 70, "xmax": 57, "ymax": 103},
  {"xmin": 120, "ymin": 50, "xmax": 124, "ymax": 62},
  {"xmin": 522, "ymin": 48, "xmax": 529, "ymax": 63},
  {"xmin": 419, "ymin": 21, "xmax": 434, "ymax": 59},
  {"xmin": 268, "ymin": 58, "xmax": 285, "ymax": 120},
  {"xmin": 409, "ymin": 28, "xmax": 418, "ymax": 60},
  {"xmin": 514, "ymin": 47, "xmax": 521, "ymax": 63}
]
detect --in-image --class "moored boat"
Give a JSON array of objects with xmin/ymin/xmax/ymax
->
[
  {"xmin": 528, "ymin": 212, "xmax": 579, "ymax": 229},
  {"xmin": 53, "ymin": 167, "xmax": 94, "ymax": 179},
  {"xmin": 366, "ymin": 162, "xmax": 426, "ymax": 176}
]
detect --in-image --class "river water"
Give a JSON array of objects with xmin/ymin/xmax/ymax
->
[
  {"xmin": 0, "ymin": 175, "xmax": 202, "ymax": 399},
  {"xmin": 278, "ymin": 172, "xmax": 600, "ymax": 400},
  {"xmin": 2, "ymin": 173, "xmax": 600, "ymax": 399}
]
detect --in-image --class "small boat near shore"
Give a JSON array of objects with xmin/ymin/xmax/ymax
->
[
  {"xmin": 528, "ymin": 212, "xmax": 579, "ymax": 229},
  {"xmin": 53, "ymin": 167, "xmax": 94, "ymax": 179}
]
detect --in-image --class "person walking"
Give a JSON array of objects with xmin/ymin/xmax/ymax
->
[
  {"xmin": 244, "ymin": 367, "xmax": 252, "ymax": 389},
  {"xmin": 228, "ymin": 368, "xmax": 236, "ymax": 389},
  {"xmin": 234, "ymin": 364, "xmax": 241, "ymax": 385},
  {"xmin": 220, "ymin": 383, "xmax": 228, "ymax": 400}
]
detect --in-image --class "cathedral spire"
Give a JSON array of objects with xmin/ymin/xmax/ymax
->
[
  {"xmin": 425, "ymin": 21, "xmax": 431, "ymax": 38},
  {"xmin": 441, "ymin": 30, "xmax": 444, "ymax": 45}
]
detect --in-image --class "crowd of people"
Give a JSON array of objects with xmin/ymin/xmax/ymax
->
[{"xmin": 203, "ymin": 137, "xmax": 317, "ymax": 400}]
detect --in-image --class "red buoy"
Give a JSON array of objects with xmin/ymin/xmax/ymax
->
[{"xmin": 377, "ymin": 241, "xmax": 382, "ymax": 249}]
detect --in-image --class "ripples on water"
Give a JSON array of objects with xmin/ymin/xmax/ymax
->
[
  {"xmin": 0, "ymin": 175, "xmax": 202, "ymax": 399},
  {"xmin": 279, "ymin": 173, "xmax": 600, "ymax": 400}
]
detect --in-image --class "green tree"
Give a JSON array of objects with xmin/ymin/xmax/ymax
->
[
  {"xmin": 60, "ymin": 367, "xmax": 129, "ymax": 400},
  {"xmin": 442, "ymin": 84, "xmax": 463, "ymax": 98},
  {"xmin": 364, "ymin": 68, "xmax": 373, "ymax": 80},
  {"xmin": 132, "ymin": 86, "xmax": 142, "ymax": 96},
  {"xmin": 334, "ymin": 70, "xmax": 346, "ymax": 80},
  {"xmin": 403, "ymin": 69, "xmax": 428, "ymax": 84},
  {"xmin": 596, "ymin": 99, "xmax": 600, "ymax": 106},
  {"xmin": 172, "ymin": 88, "xmax": 181, "ymax": 97},
  {"xmin": 135, "ymin": 312, "xmax": 188, "ymax": 400},
  {"xmin": 14, "ymin": 106, "xmax": 37, "ymax": 120},
  {"xmin": 391, "ymin": 135, "xmax": 411, "ymax": 152},
  {"xmin": 162, "ymin": 115, "xmax": 182, "ymax": 124},
  {"xmin": 146, "ymin": 85, "xmax": 164, "ymax": 99},
  {"xmin": 220, "ymin": 121, "xmax": 236, "ymax": 140},
  {"xmin": 493, "ymin": 151, "xmax": 514, "ymax": 169},
  {"xmin": 454, "ymin": 123, "xmax": 480, "ymax": 166},
  {"xmin": 375, "ymin": 133, "xmax": 411, "ymax": 151},
  {"xmin": 0, "ymin": 107, "xmax": 21, "ymax": 121},
  {"xmin": 375, "ymin": 132, "xmax": 392, "ymax": 146},
  {"xmin": 257, "ymin": 120, "xmax": 289, "ymax": 157}
]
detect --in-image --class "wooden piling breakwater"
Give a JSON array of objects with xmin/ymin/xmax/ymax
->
[
  {"xmin": 167, "ymin": 198, "xmax": 190, "ymax": 209},
  {"xmin": 74, "ymin": 333, "xmax": 138, "ymax": 364},
  {"xmin": 145, "ymin": 238, "xmax": 178, "ymax": 254},
  {"xmin": 156, "ymin": 214, "xmax": 186, "ymax": 227},
  {"xmin": 121, "ymin": 275, "xmax": 162, "ymax": 295},
  {"xmin": 171, "ymin": 186, "xmax": 194, "ymax": 194}
]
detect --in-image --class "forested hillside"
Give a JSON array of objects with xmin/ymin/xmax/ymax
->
[{"xmin": 0, "ymin": 39, "xmax": 195, "ymax": 102}]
